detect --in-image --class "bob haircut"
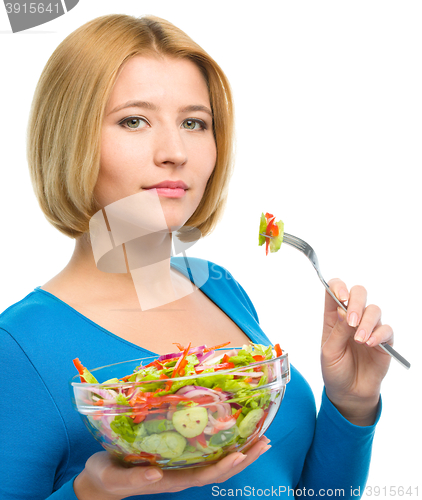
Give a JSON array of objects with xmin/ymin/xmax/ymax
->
[{"xmin": 27, "ymin": 14, "xmax": 234, "ymax": 242}]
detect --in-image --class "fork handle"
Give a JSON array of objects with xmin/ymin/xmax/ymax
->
[{"xmin": 319, "ymin": 275, "xmax": 411, "ymax": 369}]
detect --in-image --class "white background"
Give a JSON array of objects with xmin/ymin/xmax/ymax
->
[{"xmin": 1, "ymin": 1, "xmax": 421, "ymax": 496}]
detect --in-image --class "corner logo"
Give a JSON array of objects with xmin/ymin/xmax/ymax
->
[{"xmin": 3, "ymin": 0, "xmax": 79, "ymax": 33}]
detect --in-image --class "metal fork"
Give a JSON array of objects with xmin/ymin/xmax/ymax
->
[{"xmin": 260, "ymin": 232, "xmax": 411, "ymax": 369}]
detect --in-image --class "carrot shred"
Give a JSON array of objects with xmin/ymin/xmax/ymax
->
[{"xmin": 203, "ymin": 341, "xmax": 231, "ymax": 353}]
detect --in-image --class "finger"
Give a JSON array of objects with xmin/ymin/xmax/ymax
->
[
  {"xmin": 326, "ymin": 278, "xmax": 349, "ymax": 313},
  {"xmin": 322, "ymin": 306, "xmax": 356, "ymax": 360},
  {"xmin": 353, "ymin": 304, "xmax": 382, "ymax": 344},
  {"xmin": 191, "ymin": 436, "xmax": 271, "ymax": 486},
  {"xmin": 92, "ymin": 452, "xmax": 163, "ymax": 492},
  {"xmin": 345, "ymin": 285, "xmax": 368, "ymax": 328},
  {"xmin": 365, "ymin": 323, "xmax": 394, "ymax": 348}
]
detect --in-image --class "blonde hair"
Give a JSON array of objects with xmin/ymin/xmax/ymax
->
[{"xmin": 27, "ymin": 14, "xmax": 234, "ymax": 241}]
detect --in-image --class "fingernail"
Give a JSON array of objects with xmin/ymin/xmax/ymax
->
[
  {"xmin": 366, "ymin": 337, "xmax": 375, "ymax": 346},
  {"xmin": 259, "ymin": 445, "xmax": 272, "ymax": 455},
  {"xmin": 261, "ymin": 436, "xmax": 271, "ymax": 444},
  {"xmin": 354, "ymin": 329, "xmax": 366, "ymax": 343},
  {"xmin": 232, "ymin": 454, "xmax": 247, "ymax": 467},
  {"xmin": 348, "ymin": 312, "xmax": 359, "ymax": 328},
  {"xmin": 339, "ymin": 289, "xmax": 349, "ymax": 301},
  {"xmin": 145, "ymin": 468, "xmax": 162, "ymax": 481}
]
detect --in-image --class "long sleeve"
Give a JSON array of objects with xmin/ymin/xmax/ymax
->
[
  {"xmin": 297, "ymin": 388, "xmax": 381, "ymax": 496},
  {"xmin": 0, "ymin": 328, "xmax": 77, "ymax": 500},
  {"xmin": 47, "ymin": 477, "xmax": 79, "ymax": 500}
]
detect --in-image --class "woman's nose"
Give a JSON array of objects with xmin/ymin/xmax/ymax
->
[{"xmin": 153, "ymin": 126, "xmax": 188, "ymax": 167}]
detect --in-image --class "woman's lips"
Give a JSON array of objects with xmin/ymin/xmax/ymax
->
[
  {"xmin": 143, "ymin": 180, "xmax": 188, "ymax": 198},
  {"xmin": 144, "ymin": 187, "xmax": 187, "ymax": 198}
]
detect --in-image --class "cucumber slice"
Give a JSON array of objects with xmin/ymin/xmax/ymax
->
[
  {"xmin": 144, "ymin": 418, "xmax": 174, "ymax": 434},
  {"xmin": 209, "ymin": 426, "xmax": 239, "ymax": 447},
  {"xmin": 141, "ymin": 431, "xmax": 186, "ymax": 458},
  {"xmin": 168, "ymin": 449, "xmax": 207, "ymax": 465},
  {"xmin": 172, "ymin": 407, "xmax": 208, "ymax": 438},
  {"xmin": 238, "ymin": 409, "xmax": 264, "ymax": 438}
]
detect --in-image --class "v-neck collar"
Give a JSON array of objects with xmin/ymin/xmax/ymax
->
[{"xmin": 34, "ymin": 257, "xmax": 265, "ymax": 354}]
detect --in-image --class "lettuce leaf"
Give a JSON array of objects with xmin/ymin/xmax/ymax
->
[
  {"xmin": 258, "ymin": 213, "xmax": 267, "ymax": 246},
  {"xmin": 110, "ymin": 415, "xmax": 147, "ymax": 443},
  {"xmin": 270, "ymin": 220, "xmax": 284, "ymax": 253}
]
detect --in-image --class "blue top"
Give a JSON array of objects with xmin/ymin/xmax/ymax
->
[{"xmin": 0, "ymin": 257, "xmax": 380, "ymax": 499}]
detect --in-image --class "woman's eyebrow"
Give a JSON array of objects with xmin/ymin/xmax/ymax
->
[
  {"xmin": 178, "ymin": 104, "xmax": 213, "ymax": 117},
  {"xmin": 107, "ymin": 100, "xmax": 157, "ymax": 116},
  {"xmin": 107, "ymin": 100, "xmax": 212, "ymax": 117}
]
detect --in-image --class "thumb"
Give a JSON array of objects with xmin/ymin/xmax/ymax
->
[
  {"xmin": 127, "ymin": 466, "xmax": 163, "ymax": 488},
  {"xmin": 322, "ymin": 307, "xmax": 355, "ymax": 361}
]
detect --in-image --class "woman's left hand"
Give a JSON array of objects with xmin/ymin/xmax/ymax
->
[{"xmin": 321, "ymin": 279, "xmax": 392, "ymax": 426}]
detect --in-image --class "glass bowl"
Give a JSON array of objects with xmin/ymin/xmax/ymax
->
[{"xmin": 70, "ymin": 348, "xmax": 290, "ymax": 469}]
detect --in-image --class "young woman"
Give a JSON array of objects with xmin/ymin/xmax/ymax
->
[{"xmin": 0, "ymin": 14, "xmax": 392, "ymax": 500}]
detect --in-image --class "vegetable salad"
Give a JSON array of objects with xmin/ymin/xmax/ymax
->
[
  {"xmin": 72, "ymin": 342, "xmax": 287, "ymax": 467},
  {"xmin": 259, "ymin": 212, "xmax": 284, "ymax": 256}
]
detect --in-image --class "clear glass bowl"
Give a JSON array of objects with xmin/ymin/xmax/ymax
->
[{"xmin": 69, "ymin": 348, "xmax": 290, "ymax": 469}]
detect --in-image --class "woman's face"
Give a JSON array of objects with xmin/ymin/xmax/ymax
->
[{"xmin": 95, "ymin": 55, "xmax": 217, "ymax": 231}]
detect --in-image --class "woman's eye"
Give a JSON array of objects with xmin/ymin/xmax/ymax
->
[
  {"xmin": 119, "ymin": 117, "xmax": 148, "ymax": 130},
  {"xmin": 182, "ymin": 119, "xmax": 206, "ymax": 130}
]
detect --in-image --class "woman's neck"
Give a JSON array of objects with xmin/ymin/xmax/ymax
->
[{"xmin": 48, "ymin": 231, "xmax": 195, "ymax": 310}]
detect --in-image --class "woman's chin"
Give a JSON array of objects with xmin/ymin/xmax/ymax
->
[{"xmin": 166, "ymin": 222, "xmax": 186, "ymax": 233}]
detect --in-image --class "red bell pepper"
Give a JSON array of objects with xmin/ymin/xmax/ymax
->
[
  {"xmin": 264, "ymin": 212, "xmax": 279, "ymax": 256},
  {"xmin": 196, "ymin": 432, "xmax": 208, "ymax": 448},
  {"xmin": 131, "ymin": 413, "xmax": 146, "ymax": 424},
  {"xmin": 252, "ymin": 355, "xmax": 266, "ymax": 362},
  {"xmin": 274, "ymin": 344, "xmax": 283, "ymax": 357},
  {"xmin": 195, "ymin": 362, "xmax": 235, "ymax": 374},
  {"xmin": 73, "ymin": 358, "xmax": 97, "ymax": 384},
  {"xmin": 123, "ymin": 452, "xmax": 159, "ymax": 465},
  {"xmin": 144, "ymin": 359, "xmax": 164, "ymax": 369},
  {"xmin": 233, "ymin": 408, "xmax": 243, "ymax": 420},
  {"xmin": 73, "ymin": 358, "xmax": 86, "ymax": 382},
  {"xmin": 187, "ymin": 431, "xmax": 208, "ymax": 448}
]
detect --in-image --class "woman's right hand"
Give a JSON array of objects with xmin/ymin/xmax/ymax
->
[{"xmin": 74, "ymin": 436, "xmax": 271, "ymax": 500}]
